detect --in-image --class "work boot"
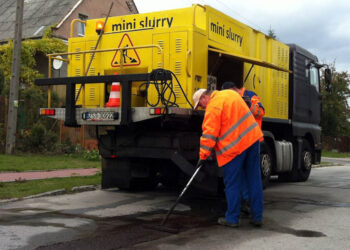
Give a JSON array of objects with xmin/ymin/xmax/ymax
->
[
  {"xmin": 241, "ymin": 199, "xmax": 251, "ymax": 216},
  {"xmin": 217, "ymin": 217, "xmax": 239, "ymax": 228},
  {"xmin": 250, "ymin": 219, "xmax": 263, "ymax": 227}
]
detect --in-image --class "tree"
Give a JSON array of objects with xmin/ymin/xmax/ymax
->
[
  {"xmin": 268, "ymin": 26, "xmax": 277, "ymax": 39},
  {"xmin": 0, "ymin": 28, "xmax": 67, "ymax": 152},
  {"xmin": 320, "ymin": 66, "xmax": 350, "ymax": 137}
]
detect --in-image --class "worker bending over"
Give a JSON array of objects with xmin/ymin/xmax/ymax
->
[{"xmin": 193, "ymin": 89, "xmax": 264, "ymax": 227}]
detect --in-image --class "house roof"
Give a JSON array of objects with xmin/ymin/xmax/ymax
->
[{"xmin": 0, "ymin": 0, "xmax": 82, "ymax": 42}]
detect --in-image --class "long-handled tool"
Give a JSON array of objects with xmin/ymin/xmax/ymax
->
[{"xmin": 145, "ymin": 160, "xmax": 204, "ymax": 233}]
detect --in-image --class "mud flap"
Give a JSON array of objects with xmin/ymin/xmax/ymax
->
[
  {"xmin": 171, "ymin": 151, "xmax": 219, "ymax": 195},
  {"xmin": 170, "ymin": 151, "xmax": 205, "ymax": 181},
  {"xmin": 192, "ymin": 161, "xmax": 220, "ymax": 195}
]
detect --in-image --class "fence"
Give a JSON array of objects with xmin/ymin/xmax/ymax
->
[{"xmin": 322, "ymin": 136, "xmax": 350, "ymax": 152}]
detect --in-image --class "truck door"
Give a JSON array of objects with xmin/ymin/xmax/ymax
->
[
  {"xmin": 308, "ymin": 65, "xmax": 321, "ymax": 124},
  {"xmin": 290, "ymin": 52, "xmax": 311, "ymax": 123}
]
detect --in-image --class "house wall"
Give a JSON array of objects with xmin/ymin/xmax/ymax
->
[{"xmin": 54, "ymin": 0, "xmax": 138, "ymax": 39}]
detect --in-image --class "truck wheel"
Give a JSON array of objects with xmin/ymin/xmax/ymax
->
[
  {"xmin": 260, "ymin": 142, "xmax": 272, "ymax": 189},
  {"xmin": 298, "ymin": 140, "xmax": 312, "ymax": 181}
]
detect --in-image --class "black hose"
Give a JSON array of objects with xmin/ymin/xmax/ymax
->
[{"xmin": 138, "ymin": 69, "xmax": 193, "ymax": 109}]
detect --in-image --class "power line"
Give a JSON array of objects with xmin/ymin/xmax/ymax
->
[
  {"xmin": 213, "ymin": 0, "xmax": 265, "ymax": 31},
  {"xmin": 190, "ymin": 0, "xmax": 265, "ymax": 32}
]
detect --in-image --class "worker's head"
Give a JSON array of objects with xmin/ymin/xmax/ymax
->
[
  {"xmin": 193, "ymin": 89, "xmax": 213, "ymax": 110},
  {"xmin": 222, "ymin": 81, "xmax": 240, "ymax": 91}
]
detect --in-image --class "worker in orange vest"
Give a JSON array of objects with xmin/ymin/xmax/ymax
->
[
  {"xmin": 222, "ymin": 81, "xmax": 265, "ymax": 216},
  {"xmin": 193, "ymin": 88, "xmax": 264, "ymax": 227}
]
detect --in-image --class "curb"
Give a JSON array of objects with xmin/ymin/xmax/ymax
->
[
  {"xmin": 23, "ymin": 189, "xmax": 67, "ymax": 200},
  {"xmin": 312, "ymin": 162, "xmax": 343, "ymax": 168},
  {"xmin": 71, "ymin": 185, "xmax": 99, "ymax": 192},
  {"xmin": 0, "ymin": 185, "xmax": 99, "ymax": 205}
]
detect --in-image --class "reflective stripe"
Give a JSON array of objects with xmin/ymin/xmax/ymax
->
[
  {"xmin": 200, "ymin": 144, "xmax": 213, "ymax": 151},
  {"xmin": 216, "ymin": 122, "xmax": 259, "ymax": 156},
  {"xmin": 202, "ymin": 134, "xmax": 217, "ymax": 141},
  {"xmin": 219, "ymin": 111, "xmax": 252, "ymax": 141}
]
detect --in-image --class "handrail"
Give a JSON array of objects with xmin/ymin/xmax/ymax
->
[
  {"xmin": 46, "ymin": 44, "xmax": 164, "ymax": 107},
  {"xmin": 51, "ymin": 56, "xmax": 69, "ymax": 62},
  {"xmin": 70, "ymin": 19, "xmax": 87, "ymax": 38},
  {"xmin": 186, "ymin": 50, "xmax": 191, "ymax": 77},
  {"xmin": 192, "ymin": 4, "xmax": 206, "ymax": 29},
  {"xmin": 48, "ymin": 45, "xmax": 163, "ymax": 56}
]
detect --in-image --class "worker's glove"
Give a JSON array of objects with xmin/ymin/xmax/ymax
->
[
  {"xmin": 242, "ymin": 95, "xmax": 251, "ymax": 108},
  {"xmin": 198, "ymin": 159, "xmax": 207, "ymax": 167}
]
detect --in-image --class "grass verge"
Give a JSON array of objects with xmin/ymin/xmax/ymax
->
[
  {"xmin": 322, "ymin": 151, "xmax": 350, "ymax": 158},
  {"xmin": 0, "ymin": 154, "xmax": 100, "ymax": 172},
  {"xmin": 0, "ymin": 173, "xmax": 101, "ymax": 200}
]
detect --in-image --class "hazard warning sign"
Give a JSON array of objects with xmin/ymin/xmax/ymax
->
[{"xmin": 111, "ymin": 34, "xmax": 141, "ymax": 67}]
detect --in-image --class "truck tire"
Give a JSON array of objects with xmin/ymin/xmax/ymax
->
[
  {"xmin": 297, "ymin": 140, "xmax": 312, "ymax": 181},
  {"xmin": 260, "ymin": 142, "xmax": 272, "ymax": 189}
]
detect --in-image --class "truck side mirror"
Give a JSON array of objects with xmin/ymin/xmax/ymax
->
[{"xmin": 324, "ymin": 68, "xmax": 332, "ymax": 92}]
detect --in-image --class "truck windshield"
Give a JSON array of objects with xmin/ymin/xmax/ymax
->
[{"xmin": 310, "ymin": 66, "xmax": 319, "ymax": 92}]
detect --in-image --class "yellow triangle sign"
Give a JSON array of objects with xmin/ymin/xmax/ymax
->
[{"xmin": 111, "ymin": 34, "xmax": 141, "ymax": 67}]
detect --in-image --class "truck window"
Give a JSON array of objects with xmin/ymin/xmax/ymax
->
[
  {"xmin": 310, "ymin": 66, "xmax": 319, "ymax": 92},
  {"xmin": 78, "ymin": 14, "xmax": 88, "ymax": 37}
]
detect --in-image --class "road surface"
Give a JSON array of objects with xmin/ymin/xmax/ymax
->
[{"xmin": 1, "ymin": 162, "xmax": 350, "ymax": 250}]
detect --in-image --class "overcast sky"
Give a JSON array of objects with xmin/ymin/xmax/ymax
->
[{"xmin": 134, "ymin": 0, "xmax": 350, "ymax": 72}]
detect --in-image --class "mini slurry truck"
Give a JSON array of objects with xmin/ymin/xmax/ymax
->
[{"xmin": 35, "ymin": 5, "xmax": 331, "ymax": 193}]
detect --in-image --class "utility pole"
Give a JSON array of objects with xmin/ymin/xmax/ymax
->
[{"xmin": 5, "ymin": 0, "xmax": 24, "ymax": 154}]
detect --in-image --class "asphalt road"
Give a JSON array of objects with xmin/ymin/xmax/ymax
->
[{"xmin": 1, "ymin": 161, "xmax": 350, "ymax": 250}]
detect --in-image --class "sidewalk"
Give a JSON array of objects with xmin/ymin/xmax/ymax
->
[{"xmin": 0, "ymin": 168, "xmax": 100, "ymax": 182}]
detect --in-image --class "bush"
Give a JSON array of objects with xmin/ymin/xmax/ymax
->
[
  {"xmin": 82, "ymin": 149, "xmax": 100, "ymax": 161},
  {"xmin": 55, "ymin": 138, "xmax": 76, "ymax": 154},
  {"xmin": 28, "ymin": 123, "xmax": 46, "ymax": 147},
  {"xmin": 18, "ymin": 122, "xmax": 58, "ymax": 152}
]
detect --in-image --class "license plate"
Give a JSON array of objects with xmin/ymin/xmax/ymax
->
[{"xmin": 82, "ymin": 112, "xmax": 116, "ymax": 121}]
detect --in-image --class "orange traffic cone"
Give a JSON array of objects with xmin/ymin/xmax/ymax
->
[{"xmin": 106, "ymin": 73, "xmax": 121, "ymax": 107}]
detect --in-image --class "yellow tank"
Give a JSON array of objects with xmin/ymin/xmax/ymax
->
[{"xmin": 69, "ymin": 4, "xmax": 289, "ymax": 120}]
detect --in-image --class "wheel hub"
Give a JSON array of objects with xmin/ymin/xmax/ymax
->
[
  {"xmin": 261, "ymin": 154, "xmax": 271, "ymax": 176},
  {"xmin": 304, "ymin": 151, "xmax": 312, "ymax": 170}
]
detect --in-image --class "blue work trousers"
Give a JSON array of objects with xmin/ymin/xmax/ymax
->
[
  {"xmin": 222, "ymin": 141, "xmax": 264, "ymax": 223},
  {"xmin": 241, "ymin": 142, "xmax": 261, "ymax": 200}
]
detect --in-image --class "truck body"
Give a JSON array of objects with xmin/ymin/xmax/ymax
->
[{"xmin": 36, "ymin": 5, "xmax": 323, "ymax": 192}]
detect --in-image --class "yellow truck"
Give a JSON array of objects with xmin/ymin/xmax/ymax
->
[{"xmin": 35, "ymin": 5, "xmax": 331, "ymax": 192}]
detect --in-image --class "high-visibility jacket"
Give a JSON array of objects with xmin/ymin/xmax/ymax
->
[
  {"xmin": 238, "ymin": 87, "xmax": 265, "ymax": 128},
  {"xmin": 200, "ymin": 90, "xmax": 263, "ymax": 167}
]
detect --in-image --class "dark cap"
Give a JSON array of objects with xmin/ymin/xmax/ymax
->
[{"xmin": 221, "ymin": 81, "xmax": 238, "ymax": 90}]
